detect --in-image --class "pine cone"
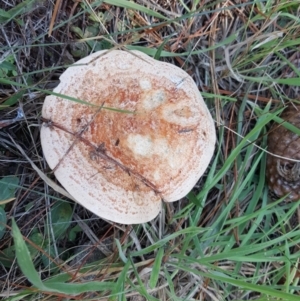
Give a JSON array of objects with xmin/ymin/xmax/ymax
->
[{"xmin": 266, "ymin": 105, "xmax": 300, "ymax": 200}]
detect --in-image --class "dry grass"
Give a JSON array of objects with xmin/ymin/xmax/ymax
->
[{"xmin": 1, "ymin": 0, "xmax": 300, "ymax": 300}]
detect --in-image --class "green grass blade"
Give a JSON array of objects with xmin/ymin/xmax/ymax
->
[
  {"xmin": 127, "ymin": 34, "xmax": 237, "ymax": 57},
  {"xmin": 0, "ymin": 77, "xmax": 134, "ymax": 113},
  {"xmin": 11, "ymin": 218, "xmax": 47, "ymax": 290},
  {"xmin": 104, "ymin": 0, "xmax": 168, "ymax": 20},
  {"xmin": 43, "ymin": 281, "xmax": 115, "ymax": 295},
  {"xmin": 109, "ymin": 260, "xmax": 131, "ymax": 301},
  {"xmin": 149, "ymin": 247, "xmax": 164, "ymax": 289},
  {"xmin": 115, "ymin": 238, "xmax": 128, "ymax": 263},
  {"xmin": 131, "ymin": 227, "xmax": 206, "ymax": 256},
  {"xmin": 12, "ymin": 218, "xmax": 116, "ymax": 295},
  {"xmin": 170, "ymin": 263, "xmax": 300, "ymax": 301}
]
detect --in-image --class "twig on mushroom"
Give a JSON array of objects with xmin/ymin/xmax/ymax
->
[
  {"xmin": 41, "ymin": 117, "xmax": 161, "ymax": 196},
  {"xmin": 42, "ymin": 102, "xmax": 105, "ymax": 173}
]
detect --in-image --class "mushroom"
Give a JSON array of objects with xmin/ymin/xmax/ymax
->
[{"xmin": 41, "ymin": 50, "xmax": 216, "ymax": 224}]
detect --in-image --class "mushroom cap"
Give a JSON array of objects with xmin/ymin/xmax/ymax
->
[{"xmin": 41, "ymin": 50, "xmax": 216, "ymax": 224}]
